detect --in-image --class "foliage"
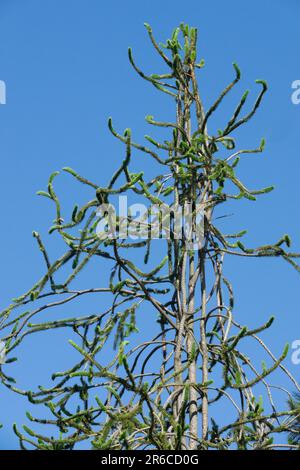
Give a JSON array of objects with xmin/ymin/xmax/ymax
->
[{"xmin": 0, "ymin": 23, "xmax": 300, "ymax": 450}]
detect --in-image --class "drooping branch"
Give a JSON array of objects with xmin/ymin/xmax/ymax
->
[{"xmin": 0, "ymin": 22, "xmax": 299, "ymax": 450}]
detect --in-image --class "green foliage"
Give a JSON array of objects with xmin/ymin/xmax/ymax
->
[{"xmin": 0, "ymin": 22, "xmax": 299, "ymax": 451}]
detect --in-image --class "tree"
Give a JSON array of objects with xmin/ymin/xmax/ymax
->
[
  {"xmin": 288, "ymin": 393, "xmax": 300, "ymax": 447},
  {"xmin": 0, "ymin": 23, "xmax": 300, "ymax": 450}
]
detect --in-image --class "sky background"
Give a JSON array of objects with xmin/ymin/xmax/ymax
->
[{"xmin": 0, "ymin": 0, "xmax": 300, "ymax": 449}]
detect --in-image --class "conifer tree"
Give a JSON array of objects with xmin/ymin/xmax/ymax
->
[{"xmin": 0, "ymin": 23, "xmax": 300, "ymax": 450}]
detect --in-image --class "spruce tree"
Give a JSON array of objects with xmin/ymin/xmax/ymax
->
[{"xmin": 0, "ymin": 23, "xmax": 300, "ymax": 450}]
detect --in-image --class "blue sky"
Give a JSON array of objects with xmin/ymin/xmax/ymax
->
[{"xmin": 0, "ymin": 0, "xmax": 300, "ymax": 449}]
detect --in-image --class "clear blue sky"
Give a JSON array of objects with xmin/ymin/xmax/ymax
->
[{"xmin": 0, "ymin": 0, "xmax": 300, "ymax": 449}]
